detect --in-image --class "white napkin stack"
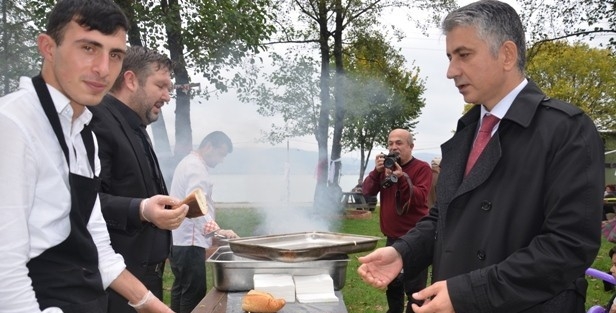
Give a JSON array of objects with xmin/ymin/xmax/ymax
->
[
  {"xmin": 253, "ymin": 274, "xmax": 296, "ymax": 302},
  {"xmin": 293, "ymin": 274, "xmax": 339, "ymax": 303}
]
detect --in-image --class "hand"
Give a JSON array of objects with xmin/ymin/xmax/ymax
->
[
  {"xmin": 411, "ymin": 281, "xmax": 454, "ymax": 313},
  {"xmin": 140, "ymin": 195, "xmax": 188, "ymax": 230},
  {"xmin": 203, "ymin": 219, "xmax": 221, "ymax": 236},
  {"xmin": 134, "ymin": 293, "xmax": 174, "ymax": 313},
  {"xmin": 357, "ymin": 247, "xmax": 403, "ymax": 289},
  {"xmin": 375, "ymin": 154, "xmax": 385, "ymax": 173},
  {"xmin": 392, "ymin": 162, "xmax": 403, "ymax": 178},
  {"xmin": 217, "ymin": 229, "xmax": 239, "ymax": 239}
]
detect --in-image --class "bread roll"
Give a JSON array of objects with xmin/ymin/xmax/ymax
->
[
  {"xmin": 241, "ymin": 290, "xmax": 286, "ymax": 313},
  {"xmin": 176, "ymin": 188, "xmax": 208, "ymax": 218}
]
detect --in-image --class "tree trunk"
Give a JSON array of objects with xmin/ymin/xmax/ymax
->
[
  {"xmin": 114, "ymin": 0, "xmax": 143, "ymax": 47},
  {"xmin": 162, "ymin": 0, "xmax": 192, "ymax": 167},
  {"xmin": 330, "ymin": 0, "xmax": 345, "ymax": 187},
  {"xmin": 1, "ymin": 0, "xmax": 9, "ymax": 95},
  {"xmin": 313, "ymin": 0, "xmax": 333, "ymax": 210},
  {"xmin": 151, "ymin": 113, "xmax": 174, "ymax": 183}
]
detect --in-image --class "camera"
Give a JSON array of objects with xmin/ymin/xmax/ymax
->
[
  {"xmin": 381, "ymin": 174, "xmax": 398, "ymax": 189},
  {"xmin": 380, "ymin": 152, "xmax": 401, "ymax": 188},
  {"xmin": 383, "ymin": 153, "xmax": 400, "ymax": 170}
]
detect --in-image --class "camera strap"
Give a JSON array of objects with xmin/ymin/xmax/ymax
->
[{"xmin": 395, "ymin": 172, "xmax": 414, "ymax": 215}]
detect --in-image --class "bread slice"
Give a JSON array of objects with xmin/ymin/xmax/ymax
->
[
  {"xmin": 178, "ymin": 188, "xmax": 208, "ymax": 218},
  {"xmin": 241, "ymin": 290, "xmax": 286, "ymax": 313}
]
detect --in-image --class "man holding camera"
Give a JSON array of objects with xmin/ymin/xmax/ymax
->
[{"xmin": 362, "ymin": 128, "xmax": 432, "ymax": 313}]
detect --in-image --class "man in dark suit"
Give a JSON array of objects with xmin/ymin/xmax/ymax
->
[
  {"xmin": 90, "ymin": 46, "xmax": 188, "ymax": 313},
  {"xmin": 357, "ymin": 1, "xmax": 604, "ymax": 313}
]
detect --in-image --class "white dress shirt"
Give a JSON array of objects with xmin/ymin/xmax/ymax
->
[
  {"xmin": 478, "ymin": 78, "xmax": 528, "ymax": 133},
  {"xmin": 0, "ymin": 77, "xmax": 125, "ymax": 313},
  {"xmin": 170, "ymin": 152, "xmax": 216, "ymax": 248}
]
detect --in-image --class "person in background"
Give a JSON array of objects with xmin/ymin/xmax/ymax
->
[
  {"xmin": 357, "ymin": 1, "xmax": 604, "ymax": 313},
  {"xmin": 362, "ymin": 128, "xmax": 432, "ymax": 313},
  {"xmin": 90, "ymin": 46, "xmax": 188, "ymax": 313},
  {"xmin": 605, "ymin": 185, "xmax": 616, "ymax": 220},
  {"xmin": 0, "ymin": 0, "xmax": 173, "ymax": 311},
  {"xmin": 169, "ymin": 131, "xmax": 239, "ymax": 313},
  {"xmin": 427, "ymin": 156, "xmax": 441, "ymax": 209},
  {"xmin": 352, "ymin": 178, "xmax": 364, "ymax": 195},
  {"xmin": 346, "ymin": 179, "xmax": 378, "ymax": 210},
  {"xmin": 351, "ymin": 179, "xmax": 365, "ymax": 203}
]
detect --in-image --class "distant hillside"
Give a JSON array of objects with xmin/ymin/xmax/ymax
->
[{"xmin": 209, "ymin": 147, "xmax": 438, "ymax": 175}]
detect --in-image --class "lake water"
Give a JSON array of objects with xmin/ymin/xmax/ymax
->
[{"xmin": 210, "ymin": 174, "xmax": 361, "ymax": 203}]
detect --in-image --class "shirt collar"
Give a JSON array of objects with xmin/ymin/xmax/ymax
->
[
  {"xmin": 24, "ymin": 76, "xmax": 93, "ymax": 126},
  {"xmin": 480, "ymin": 78, "xmax": 528, "ymax": 119}
]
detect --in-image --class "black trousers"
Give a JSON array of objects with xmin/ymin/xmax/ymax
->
[
  {"xmin": 386, "ymin": 237, "xmax": 428, "ymax": 313},
  {"xmin": 170, "ymin": 245, "xmax": 207, "ymax": 313},
  {"xmin": 107, "ymin": 262, "xmax": 164, "ymax": 313}
]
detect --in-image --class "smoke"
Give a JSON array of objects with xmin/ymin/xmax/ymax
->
[
  {"xmin": 228, "ymin": 158, "xmax": 344, "ymax": 236},
  {"xmin": 151, "ymin": 99, "xmax": 346, "ymax": 235},
  {"xmin": 252, "ymin": 202, "xmax": 340, "ymax": 236}
]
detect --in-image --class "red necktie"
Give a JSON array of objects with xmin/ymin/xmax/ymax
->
[{"xmin": 465, "ymin": 114, "xmax": 500, "ymax": 175}]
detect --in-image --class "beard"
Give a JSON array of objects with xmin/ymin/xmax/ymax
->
[
  {"xmin": 131, "ymin": 87, "xmax": 160, "ymax": 125},
  {"xmin": 145, "ymin": 106, "xmax": 160, "ymax": 124}
]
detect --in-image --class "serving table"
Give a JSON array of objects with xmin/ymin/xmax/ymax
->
[{"xmin": 191, "ymin": 289, "xmax": 348, "ymax": 313}]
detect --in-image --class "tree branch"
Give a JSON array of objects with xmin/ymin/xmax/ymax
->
[{"xmin": 533, "ymin": 29, "xmax": 616, "ymax": 45}]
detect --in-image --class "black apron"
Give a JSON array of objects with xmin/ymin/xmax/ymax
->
[{"xmin": 26, "ymin": 75, "xmax": 107, "ymax": 312}]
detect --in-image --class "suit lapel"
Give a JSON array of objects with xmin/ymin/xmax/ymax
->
[
  {"xmin": 439, "ymin": 124, "xmax": 472, "ymax": 209},
  {"xmin": 439, "ymin": 105, "xmax": 503, "ymax": 204},
  {"xmin": 104, "ymin": 102, "xmax": 157, "ymax": 193},
  {"xmin": 456, "ymin": 135, "xmax": 502, "ymax": 197}
]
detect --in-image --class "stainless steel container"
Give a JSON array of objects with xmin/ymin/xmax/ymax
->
[
  {"xmin": 228, "ymin": 231, "xmax": 380, "ymax": 262},
  {"xmin": 207, "ymin": 246, "xmax": 349, "ymax": 291}
]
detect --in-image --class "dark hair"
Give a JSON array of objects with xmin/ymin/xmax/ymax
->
[
  {"xmin": 199, "ymin": 131, "xmax": 233, "ymax": 153},
  {"xmin": 110, "ymin": 46, "xmax": 173, "ymax": 92},
  {"xmin": 610, "ymin": 246, "xmax": 616, "ymax": 259},
  {"xmin": 441, "ymin": 0, "xmax": 526, "ymax": 73},
  {"xmin": 46, "ymin": 0, "xmax": 129, "ymax": 45}
]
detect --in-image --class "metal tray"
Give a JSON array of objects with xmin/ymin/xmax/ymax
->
[
  {"xmin": 227, "ymin": 231, "xmax": 380, "ymax": 262},
  {"xmin": 207, "ymin": 246, "xmax": 349, "ymax": 291}
]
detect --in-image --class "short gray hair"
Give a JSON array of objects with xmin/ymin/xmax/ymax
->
[{"xmin": 441, "ymin": 0, "xmax": 526, "ymax": 73}]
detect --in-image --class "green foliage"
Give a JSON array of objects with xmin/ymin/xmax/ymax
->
[
  {"xmin": 125, "ymin": 0, "xmax": 277, "ymax": 94},
  {"xmin": 526, "ymin": 41, "xmax": 616, "ymax": 131},
  {"xmin": 24, "ymin": 0, "xmax": 276, "ymax": 94},
  {"xmin": 0, "ymin": 0, "xmax": 42, "ymax": 96},
  {"xmin": 239, "ymin": 0, "xmax": 457, "ymax": 189},
  {"xmin": 342, "ymin": 31, "xmax": 426, "ymax": 158},
  {"xmin": 273, "ymin": 0, "xmax": 457, "ymax": 46}
]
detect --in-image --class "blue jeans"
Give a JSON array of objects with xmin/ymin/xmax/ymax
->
[{"xmin": 170, "ymin": 245, "xmax": 206, "ymax": 313}]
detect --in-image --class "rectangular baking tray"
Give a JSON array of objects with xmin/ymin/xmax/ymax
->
[
  {"xmin": 227, "ymin": 231, "xmax": 380, "ymax": 262},
  {"xmin": 207, "ymin": 246, "xmax": 349, "ymax": 291}
]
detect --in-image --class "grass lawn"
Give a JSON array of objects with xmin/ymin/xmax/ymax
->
[{"xmin": 162, "ymin": 205, "xmax": 615, "ymax": 312}]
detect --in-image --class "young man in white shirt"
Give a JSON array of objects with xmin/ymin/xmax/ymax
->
[
  {"xmin": 0, "ymin": 0, "xmax": 178, "ymax": 312},
  {"xmin": 169, "ymin": 131, "xmax": 238, "ymax": 313}
]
